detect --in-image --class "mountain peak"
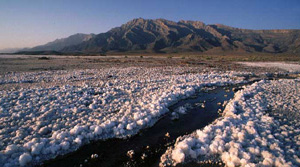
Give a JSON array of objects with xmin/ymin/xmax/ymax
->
[
  {"xmin": 126, "ymin": 18, "xmax": 148, "ymax": 25},
  {"xmin": 23, "ymin": 18, "xmax": 300, "ymax": 54}
]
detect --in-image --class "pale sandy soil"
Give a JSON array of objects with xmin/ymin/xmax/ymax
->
[
  {"xmin": 0, "ymin": 55, "xmax": 238, "ymax": 75},
  {"xmin": 1, "ymin": 55, "xmax": 297, "ymax": 75}
]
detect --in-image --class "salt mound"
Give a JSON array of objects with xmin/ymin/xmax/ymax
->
[
  {"xmin": 160, "ymin": 79, "xmax": 300, "ymax": 167},
  {"xmin": 19, "ymin": 153, "xmax": 32, "ymax": 166}
]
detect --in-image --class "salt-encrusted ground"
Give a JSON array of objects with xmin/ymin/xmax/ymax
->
[
  {"xmin": 160, "ymin": 79, "xmax": 300, "ymax": 167},
  {"xmin": 238, "ymin": 62, "xmax": 300, "ymax": 72},
  {"xmin": 0, "ymin": 67, "xmax": 250, "ymax": 167}
]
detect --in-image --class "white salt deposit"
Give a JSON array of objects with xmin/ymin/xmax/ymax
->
[
  {"xmin": 91, "ymin": 154, "xmax": 98, "ymax": 159},
  {"xmin": 239, "ymin": 62, "xmax": 300, "ymax": 72},
  {"xmin": 19, "ymin": 153, "xmax": 32, "ymax": 166},
  {"xmin": 160, "ymin": 79, "xmax": 300, "ymax": 167},
  {"xmin": 127, "ymin": 150, "xmax": 135, "ymax": 158},
  {"xmin": 0, "ymin": 67, "xmax": 248, "ymax": 166}
]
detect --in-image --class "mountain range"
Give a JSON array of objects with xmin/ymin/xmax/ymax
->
[
  {"xmin": 14, "ymin": 18, "xmax": 300, "ymax": 54},
  {"xmin": 20, "ymin": 33, "xmax": 95, "ymax": 52}
]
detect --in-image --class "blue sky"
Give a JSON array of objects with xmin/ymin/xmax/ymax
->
[{"xmin": 1, "ymin": 0, "xmax": 300, "ymax": 49}]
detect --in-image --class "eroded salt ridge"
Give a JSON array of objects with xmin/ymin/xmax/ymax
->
[
  {"xmin": 0, "ymin": 67, "xmax": 248, "ymax": 167},
  {"xmin": 160, "ymin": 79, "xmax": 300, "ymax": 167}
]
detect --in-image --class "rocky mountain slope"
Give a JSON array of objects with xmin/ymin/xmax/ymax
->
[{"xmin": 61, "ymin": 18, "xmax": 300, "ymax": 54}]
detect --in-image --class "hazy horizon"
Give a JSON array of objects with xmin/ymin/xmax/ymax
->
[{"xmin": 1, "ymin": 0, "xmax": 300, "ymax": 50}]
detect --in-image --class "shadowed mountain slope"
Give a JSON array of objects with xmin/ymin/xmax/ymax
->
[
  {"xmin": 62, "ymin": 18, "xmax": 300, "ymax": 54},
  {"xmin": 20, "ymin": 18, "xmax": 299, "ymax": 54}
]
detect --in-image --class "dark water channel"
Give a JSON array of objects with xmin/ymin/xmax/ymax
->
[{"xmin": 41, "ymin": 85, "xmax": 237, "ymax": 167}]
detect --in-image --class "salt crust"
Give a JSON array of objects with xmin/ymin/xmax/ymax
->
[
  {"xmin": 0, "ymin": 67, "xmax": 248, "ymax": 166},
  {"xmin": 160, "ymin": 79, "xmax": 300, "ymax": 167}
]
